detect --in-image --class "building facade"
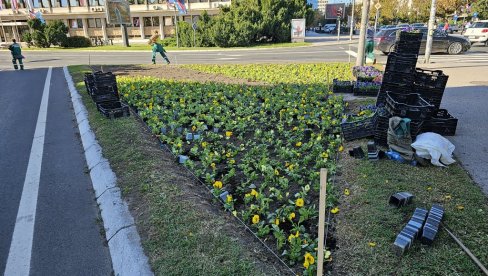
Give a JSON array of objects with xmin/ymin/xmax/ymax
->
[
  {"xmin": 0, "ymin": 0, "xmax": 230, "ymax": 43},
  {"xmin": 317, "ymin": 0, "xmax": 327, "ymax": 14}
]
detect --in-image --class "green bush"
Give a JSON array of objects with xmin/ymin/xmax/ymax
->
[
  {"xmin": 22, "ymin": 32, "xmax": 33, "ymax": 47},
  {"xmin": 61, "ymin": 36, "xmax": 92, "ymax": 48},
  {"xmin": 161, "ymin": 37, "xmax": 177, "ymax": 47},
  {"xmin": 26, "ymin": 18, "xmax": 68, "ymax": 48}
]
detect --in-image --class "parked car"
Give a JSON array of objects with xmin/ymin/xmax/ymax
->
[
  {"xmin": 397, "ymin": 23, "xmax": 411, "ymax": 29},
  {"xmin": 463, "ymin": 20, "xmax": 488, "ymax": 46},
  {"xmin": 411, "ymin": 23, "xmax": 426, "ymax": 28},
  {"xmin": 375, "ymin": 27, "xmax": 471, "ymax": 55},
  {"xmin": 324, "ymin": 24, "xmax": 337, "ymax": 33},
  {"xmin": 380, "ymin": 25, "xmax": 397, "ymax": 30}
]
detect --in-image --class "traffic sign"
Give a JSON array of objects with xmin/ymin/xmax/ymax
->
[
  {"xmin": 192, "ymin": 22, "xmax": 197, "ymax": 30},
  {"xmin": 375, "ymin": 3, "xmax": 381, "ymax": 10}
]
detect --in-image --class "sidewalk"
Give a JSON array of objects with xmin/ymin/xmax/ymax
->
[{"xmin": 422, "ymin": 64, "xmax": 488, "ymax": 195}]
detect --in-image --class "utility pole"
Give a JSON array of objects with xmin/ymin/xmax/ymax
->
[
  {"xmin": 349, "ymin": 0, "xmax": 355, "ymax": 40},
  {"xmin": 424, "ymin": 0, "xmax": 437, "ymax": 63},
  {"xmin": 374, "ymin": 3, "xmax": 380, "ymax": 33},
  {"xmin": 356, "ymin": 0, "xmax": 370, "ymax": 66}
]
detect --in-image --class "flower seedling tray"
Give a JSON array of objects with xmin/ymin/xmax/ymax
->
[
  {"xmin": 332, "ymin": 79, "xmax": 354, "ymax": 93},
  {"xmin": 353, "ymin": 81, "xmax": 380, "ymax": 97},
  {"xmin": 386, "ymin": 92, "xmax": 434, "ymax": 120}
]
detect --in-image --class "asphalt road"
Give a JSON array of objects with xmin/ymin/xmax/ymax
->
[{"xmin": 0, "ymin": 68, "xmax": 112, "ymax": 275}]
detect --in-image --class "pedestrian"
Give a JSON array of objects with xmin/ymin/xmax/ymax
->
[
  {"xmin": 365, "ymin": 28, "xmax": 376, "ymax": 64},
  {"xmin": 148, "ymin": 30, "xmax": 170, "ymax": 65},
  {"xmin": 8, "ymin": 39, "xmax": 24, "ymax": 70},
  {"xmin": 443, "ymin": 21, "xmax": 450, "ymax": 33}
]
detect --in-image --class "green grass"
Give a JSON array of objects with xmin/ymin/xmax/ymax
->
[
  {"xmin": 18, "ymin": 42, "xmax": 310, "ymax": 51},
  {"xmin": 333, "ymin": 138, "xmax": 488, "ymax": 275},
  {"xmin": 68, "ymin": 65, "xmax": 284, "ymax": 276}
]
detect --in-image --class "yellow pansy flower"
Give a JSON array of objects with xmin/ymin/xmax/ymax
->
[
  {"xmin": 252, "ymin": 214, "xmax": 260, "ymax": 224},
  {"xmin": 213, "ymin": 181, "xmax": 222, "ymax": 189},
  {"xmin": 296, "ymin": 198, "xmax": 304, "ymax": 207}
]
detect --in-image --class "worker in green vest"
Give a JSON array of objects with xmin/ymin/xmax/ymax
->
[{"xmin": 8, "ymin": 39, "xmax": 24, "ymax": 70}]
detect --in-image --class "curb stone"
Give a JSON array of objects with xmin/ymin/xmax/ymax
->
[{"xmin": 63, "ymin": 66, "xmax": 153, "ymax": 276}]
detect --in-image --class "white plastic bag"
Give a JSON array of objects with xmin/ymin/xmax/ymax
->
[{"xmin": 411, "ymin": 132, "xmax": 456, "ymax": 167}]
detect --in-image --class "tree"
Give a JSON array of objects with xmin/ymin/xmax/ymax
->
[
  {"xmin": 473, "ymin": 0, "xmax": 488, "ymax": 19},
  {"xmin": 26, "ymin": 19, "xmax": 68, "ymax": 48}
]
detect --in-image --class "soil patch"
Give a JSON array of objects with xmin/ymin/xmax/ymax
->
[{"xmin": 91, "ymin": 64, "xmax": 267, "ymax": 85}]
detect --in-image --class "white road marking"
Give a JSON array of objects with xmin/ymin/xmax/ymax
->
[
  {"xmin": 339, "ymin": 46, "xmax": 345, "ymax": 49},
  {"xmin": 218, "ymin": 57, "xmax": 238, "ymax": 60},
  {"xmin": 4, "ymin": 67, "xmax": 52, "ymax": 276},
  {"xmin": 345, "ymin": 50, "xmax": 358, "ymax": 57}
]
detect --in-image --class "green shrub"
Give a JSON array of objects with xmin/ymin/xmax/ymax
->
[
  {"xmin": 61, "ymin": 36, "xmax": 92, "ymax": 48},
  {"xmin": 160, "ymin": 37, "xmax": 177, "ymax": 47},
  {"xmin": 22, "ymin": 32, "xmax": 33, "ymax": 47}
]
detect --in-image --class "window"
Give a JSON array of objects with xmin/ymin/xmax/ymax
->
[
  {"xmin": 68, "ymin": 19, "xmax": 83, "ymax": 28},
  {"xmin": 164, "ymin": 16, "xmax": 173, "ymax": 26},
  {"xmin": 88, "ymin": 18, "xmax": 96, "ymax": 28},
  {"xmin": 132, "ymin": 17, "xmax": 140, "ymax": 27},
  {"xmin": 41, "ymin": 0, "xmax": 50, "ymax": 8},
  {"xmin": 95, "ymin": 18, "xmax": 102, "ymax": 28},
  {"xmin": 472, "ymin": 22, "xmax": 488, "ymax": 28}
]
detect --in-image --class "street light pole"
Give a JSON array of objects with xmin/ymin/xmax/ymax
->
[
  {"xmin": 424, "ymin": 0, "xmax": 437, "ymax": 63},
  {"xmin": 356, "ymin": 0, "xmax": 370, "ymax": 66},
  {"xmin": 350, "ymin": 0, "xmax": 355, "ymax": 40}
]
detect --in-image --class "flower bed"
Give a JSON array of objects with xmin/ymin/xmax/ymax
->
[{"xmin": 118, "ymin": 78, "xmax": 345, "ymax": 274}]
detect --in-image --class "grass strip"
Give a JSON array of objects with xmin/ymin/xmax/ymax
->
[
  {"xmin": 333, "ymin": 129, "xmax": 488, "ymax": 274},
  {"xmin": 68, "ymin": 65, "xmax": 285, "ymax": 276}
]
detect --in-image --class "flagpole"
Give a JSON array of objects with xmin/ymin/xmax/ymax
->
[
  {"xmin": 173, "ymin": 6, "xmax": 179, "ymax": 48},
  {"xmin": 0, "ymin": 15, "xmax": 7, "ymax": 42}
]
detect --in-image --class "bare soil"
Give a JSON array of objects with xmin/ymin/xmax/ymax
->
[{"xmin": 92, "ymin": 64, "xmax": 267, "ymax": 85}]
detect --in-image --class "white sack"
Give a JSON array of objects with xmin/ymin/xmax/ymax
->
[{"xmin": 411, "ymin": 132, "xmax": 456, "ymax": 167}]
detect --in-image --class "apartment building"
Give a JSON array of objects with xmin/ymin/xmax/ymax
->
[
  {"xmin": 317, "ymin": 0, "xmax": 327, "ymax": 14},
  {"xmin": 0, "ymin": 0, "xmax": 230, "ymax": 43}
]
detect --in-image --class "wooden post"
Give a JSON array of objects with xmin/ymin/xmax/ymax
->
[{"xmin": 317, "ymin": 168, "xmax": 328, "ymax": 276}]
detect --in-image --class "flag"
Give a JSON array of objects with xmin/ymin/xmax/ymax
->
[
  {"xmin": 166, "ymin": 0, "xmax": 175, "ymax": 9},
  {"xmin": 175, "ymin": 0, "xmax": 187, "ymax": 14},
  {"xmin": 29, "ymin": 9, "xmax": 36, "ymax": 18},
  {"xmin": 0, "ymin": 0, "xmax": 3, "ymax": 10},
  {"xmin": 167, "ymin": 0, "xmax": 186, "ymax": 15},
  {"xmin": 12, "ymin": 0, "xmax": 18, "ymax": 11},
  {"xmin": 36, "ymin": 11, "xmax": 45, "ymax": 23}
]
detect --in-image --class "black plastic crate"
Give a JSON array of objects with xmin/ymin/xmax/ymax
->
[
  {"xmin": 383, "ymin": 71, "xmax": 415, "ymax": 85},
  {"xmin": 396, "ymin": 31, "xmax": 423, "ymax": 42},
  {"xmin": 386, "ymin": 92, "xmax": 434, "ymax": 120},
  {"xmin": 92, "ymin": 85, "xmax": 119, "ymax": 96},
  {"xmin": 341, "ymin": 112, "xmax": 378, "ymax": 141},
  {"xmin": 422, "ymin": 109, "xmax": 458, "ymax": 136},
  {"xmin": 394, "ymin": 43, "xmax": 421, "ymax": 55},
  {"xmin": 97, "ymin": 101, "xmax": 130, "ymax": 119},
  {"xmin": 332, "ymin": 79, "xmax": 354, "ymax": 93},
  {"xmin": 353, "ymin": 81, "xmax": 380, "ymax": 97},
  {"xmin": 385, "ymin": 53, "xmax": 418, "ymax": 73},
  {"xmin": 381, "ymin": 82, "xmax": 414, "ymax": 93},
  {"xmin": 91, "ymin": 93, "xmax": 120, "ymax": 103},
  {"xmin": 413, "ymin": 84, "xmax": 444, "ymax": 110},
  {"xmin": 414, "ymin": 68, "xmax": 449, "ymax": 89}
]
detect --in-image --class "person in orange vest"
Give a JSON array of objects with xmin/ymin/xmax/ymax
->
[{"xmin": 148, "ymin": 31, "xmax": 170, "ymax": 65}]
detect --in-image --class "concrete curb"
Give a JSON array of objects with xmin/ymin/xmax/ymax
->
[{"xmin": 63, "ymin": 66, "xmax": 153, "ymax": 276}]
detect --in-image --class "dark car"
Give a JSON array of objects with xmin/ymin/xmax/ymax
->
[{"xmin": 375, "ymin": 27, "xmax": 471, "ymax": 55}]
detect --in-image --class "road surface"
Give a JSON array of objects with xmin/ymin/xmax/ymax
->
[{"xmin": 0, "ymin": 68, "xmax": 112, "ymax": 275}]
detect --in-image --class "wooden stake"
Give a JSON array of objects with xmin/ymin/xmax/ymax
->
[{"xmin": 317, "ymin": 168, "xmax": 328, "ymax": 276}]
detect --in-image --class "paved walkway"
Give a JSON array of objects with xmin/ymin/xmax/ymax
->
[
  {"xmin": 421, "ymin": 63, "xmax": 488, "ymax": 195},
  {"xmin": 0, "ymin": 68, "xmax": 112, "ymax": 275}
]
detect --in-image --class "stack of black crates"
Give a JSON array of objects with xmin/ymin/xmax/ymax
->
[
  {"xmin": 84, "ymin": 71, "xmax": 130, "ymax": 119},
  {"xmin": 374, "ymin": 31, "xmax": 458, "ymax": 146}
]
